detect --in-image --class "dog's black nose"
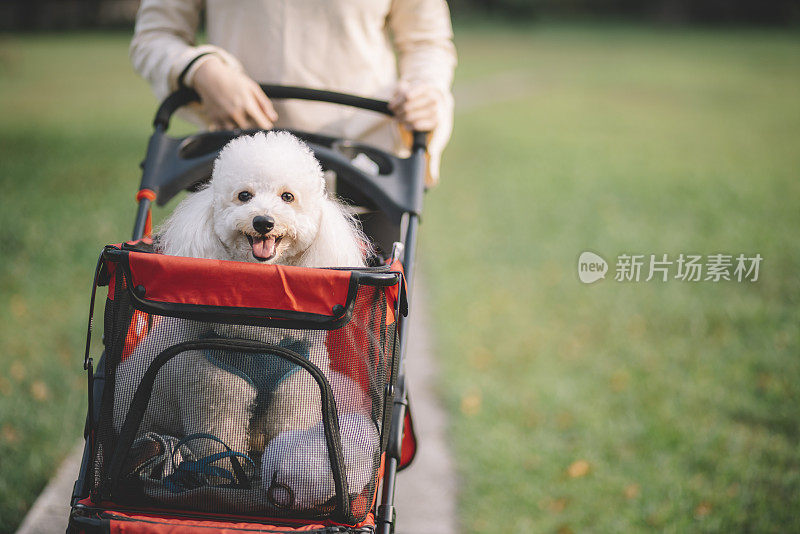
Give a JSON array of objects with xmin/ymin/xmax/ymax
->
[{"xmin": 252, "ymin": 215, "xmax": 275, "ymax": 234}]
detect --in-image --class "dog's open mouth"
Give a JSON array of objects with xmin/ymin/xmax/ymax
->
[{"xmin": 246, "ymin": 234, "xmax": 283, "ymax": 262}]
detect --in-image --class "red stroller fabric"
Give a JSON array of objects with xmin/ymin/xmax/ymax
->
[{"xmin": 80, "ymin": 245, "xmax": 404, "ymax": 529}]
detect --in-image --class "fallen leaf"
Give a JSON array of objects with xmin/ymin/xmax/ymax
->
[
  {"xmin": 610, "ymin": 369, "xmax": 630, "ymax": 392},
  {"xmin": 30, "ymin": 380, "xmax": 49, "ymax": 401},
  {"xmin": 460, "ymin": 392, "xmax": 482, "ymax": 416},
  {"xmin": 540, "ymin": 497, "xmax": 569, "ymax": 513},
  {"xmin": 469, "ymin": 346, "xmax": 492, "ymax": 370},
  {"xmin": 627, "ymin": 314, "xmax": 647, "ymax": 337},
  {"xmin": 557, "ymin": 525, "xmax": 574, "ymax": 534},
  {"xmin": 1, "ymin": 424, "xmax": 20, "ymax": 444},
  {"xmin": 624, "ymin": 483, "xmax": 640, "ymax": 499},
  {"xmin": 695, "ymin": 501, "xmax": 712, "ymax": 518},
  {"xmin": 647, "ymin": 502, "xmax": 672, "ymax": 527},
  {"xmin": 556, "ymin": 411, "xmax": 574, "ymax": 429},
  {"xmin": 10, "ymin": 361, "xmax": 25, "ymax": 382},
  {"xmin": 567, "ymin": 459, "xmax": 591, "ymax": 478},
  {"xmin": 0, "ymin": 377, "xmax": 10, "ymax": 396},
  {"xmin": 757, "ymin": 373, "xmax": 772, "ymax": 391},
  {"xmin": 523, "ymin": 454, "xmax": 541, "ymax": 470},
  {"xmin": 57, "ymin": 345, "xmax": 71, "ymax": 363},
  {"xmin": 10, "ymin": 294, "xmax": 28, "ymax": 319},
  {"xmin": 524, "ymin": 408, "xmax": 540, "ymax": 429}
]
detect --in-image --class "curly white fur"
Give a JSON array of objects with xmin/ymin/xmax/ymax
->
[
  {"xmin": 156, "ymin": 131, "xmax": 367, "ymax": 268},
  {"xmin": 113, "ymin": 132, "xmax": 376, "ymax": 498}
]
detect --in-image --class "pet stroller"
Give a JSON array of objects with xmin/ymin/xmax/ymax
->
[{"xmin": 68, "ymin": 86, "xmax": 423, "ymax": 533}]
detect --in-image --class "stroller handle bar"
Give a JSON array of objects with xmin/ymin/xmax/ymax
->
[
  {"xmin": 133, "ymin": 85, "xmax": 429, "ymax": 238},
  {"xmin": 154, "ymin": 84, "xmax": 429, "ymax": 151}
]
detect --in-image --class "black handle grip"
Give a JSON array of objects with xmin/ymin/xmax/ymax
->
[
  {"xmin": 258, "ymin": 85, "xmax": 392, "ymax": 115},
  {"xmin": 153, "ymin": 86, "xmax": 199, "ymax": 130},
  {"xmin": 152, "ymin": 84, "xmax": 429, "ymax": 148}
]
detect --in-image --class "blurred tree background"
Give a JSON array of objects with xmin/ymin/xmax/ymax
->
[{"xmin": 1, "ymin": 0, "xmax": 799, "ymax": 30}]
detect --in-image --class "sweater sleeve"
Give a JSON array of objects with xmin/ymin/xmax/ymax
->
[
  {"xmin": 388, "ymin": 0, "xmax": 457, "ymax": 184},
  {"xmin": 129, "ymin": 0, "xmax": 245, "ymax": 101}
]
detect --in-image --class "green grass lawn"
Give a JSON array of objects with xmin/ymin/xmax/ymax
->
[
  {"xmin": 0, "ymin": 33, "xmax": 157, "ymax": 531},
  {"xmin": 424, "ymin": 24, "xmax": 800, "ymax": 533},
  {"xmin": 0, "ymin": 24, "xmax": 798, "ymax": 533}
]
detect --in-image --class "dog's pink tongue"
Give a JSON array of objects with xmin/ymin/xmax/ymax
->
[{"xmin": 252, "ymin": 235, "xmax": 276, "ymax": 260}]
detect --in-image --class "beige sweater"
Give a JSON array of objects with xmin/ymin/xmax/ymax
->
[{"xmin": 130, "ymin": 0, "xmax": 456, "ymax": 183}]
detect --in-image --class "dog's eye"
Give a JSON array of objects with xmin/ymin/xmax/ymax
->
[
  {"xmin": 238, "ymin": 191, "xmax": 253, "ymax": 202},
  {"xmin": 281, "ymin": 192, "xmax": 295, "ymax": 203}
]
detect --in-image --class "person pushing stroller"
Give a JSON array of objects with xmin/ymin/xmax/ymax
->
[{"xmin": 130, "ymin": 0, "xmax": 456, "ymax": 190}]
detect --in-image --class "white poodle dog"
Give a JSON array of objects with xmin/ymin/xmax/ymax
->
[
  {"xmin": 156, "ymin": 130, "xmax": 366, "ymax": 267},
  {"xmin": 113, "ymin": 132, "xmax": 377, "ymax": 504}
]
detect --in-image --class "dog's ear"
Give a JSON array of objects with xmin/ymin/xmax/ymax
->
[
  {"xmin": 155, "ymin": 187, "xmax": 220, "ymax": 259},
  {"xmin": 299, "ymin": 197, "xmax": 369, "ymax": 268}
]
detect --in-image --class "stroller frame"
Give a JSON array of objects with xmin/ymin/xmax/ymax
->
[{"xmin": 69, "ymin": 86, "xmax": 426, "ymax": 534}]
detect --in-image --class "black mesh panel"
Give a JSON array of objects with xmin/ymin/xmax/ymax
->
[{"xmin": 90, "ymin": 259, "xmax": 399, "ymax": 526}]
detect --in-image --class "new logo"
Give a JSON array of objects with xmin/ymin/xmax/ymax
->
[{"xmin": 578, "ymin": 251, "xmax": 608, "ymax": 284}]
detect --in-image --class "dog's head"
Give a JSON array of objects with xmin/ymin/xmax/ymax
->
[
  {"xmin": 157, "ymin": 131, "xmax": 367, "ymax": 267},
  {"xmin": 208, "ymin": 131, "xmax": 327, "ymax": 264}
]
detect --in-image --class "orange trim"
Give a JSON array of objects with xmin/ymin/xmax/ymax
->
[
  {"xmin": 136, "ymin": 189, "xmax": 157, "ymax": 202},
  {"xmin": 121, "ymin": 311, "xmax": 159, "ymax": 361},
  {"xmin": 76, "ymin": 498, "xmax": 376, "ymax": 532},
  {"xmin": 144, "ymin": 209, "xmax": 153, "ymax": 238},
  {"xmin": 136, "ymin": 190, "xmax": 157, "ymax": 237}
]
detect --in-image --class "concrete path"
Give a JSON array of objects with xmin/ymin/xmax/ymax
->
[
  {"xmin": 14, "ymin": 444, "xmax": 83, "ymax": 534},
  {"xmin": 15, "ymin": 280, "xmax": 456, "ymax": 534},
  {"xmin": 394, "ymin": 280, "xmax": 458, "ymax": 534}
]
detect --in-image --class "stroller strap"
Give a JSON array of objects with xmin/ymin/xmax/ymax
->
[{"xmin": 164, "ymin": 433, "xmax": 255, "ymax": 493}]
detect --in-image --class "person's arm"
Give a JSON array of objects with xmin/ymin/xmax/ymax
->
[
  {"xmin": 130, "ymin": 0, "xmax": 276, "ymax": 129},
  {"xmin": 387, "ymin": 0, "xmax": 457, "ymax": 183},
  {"xmin": 389, "ymin": 0, "xmax": 456, "ymax": 98}
]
